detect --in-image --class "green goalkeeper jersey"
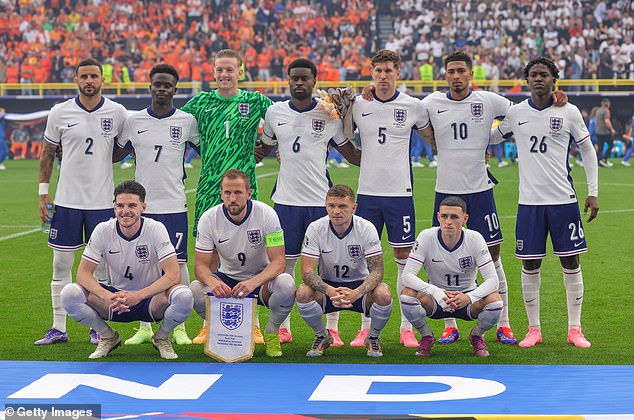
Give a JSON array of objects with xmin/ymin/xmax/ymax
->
[{"xmin": 182, "ymin": 89, "xmax": 273, "ymax": 235}]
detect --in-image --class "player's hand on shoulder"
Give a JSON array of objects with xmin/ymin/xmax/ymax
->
[
  {"xmin": 361, "ymin": 84, "xmax": 375, "ymax": 101},
  {"xmin": 584, "ymin": 196, "xmax": 599, "ymax": 222},
  {"xmin": 552, "ymin": 90, "xmax": 568, "ymax": 107}
]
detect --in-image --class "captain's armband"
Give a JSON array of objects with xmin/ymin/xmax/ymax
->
[{"xmin": 265, "ymin": 231, "xmax": 285, "ymax": 247}]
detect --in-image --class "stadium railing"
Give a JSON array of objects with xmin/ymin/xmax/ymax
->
[{"xmin": 2, "ymin": 79, "xmax": 634, "ymax": 97}]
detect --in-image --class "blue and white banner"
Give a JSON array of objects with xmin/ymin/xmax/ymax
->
[{"xmin": 205, "ymin": 294, "xmax": 255, "ymax": 363}]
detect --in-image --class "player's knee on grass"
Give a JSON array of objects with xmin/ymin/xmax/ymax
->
[
  {"xmin": 471, "ymin": 292, "xmax": 502, "ymax": 316},
  {"xmin": 296, "ymin": 283, "xmax": 317, "ymax": 304},
  {"xmin": 167, "ymin": 285, "xmax": 194, "ymax": 323},
  {"xmin": 370, "ymin": 283, "xmax": 392, "ymax": 306},
  {"xmin": 475, "ymin": 300, "xmax": 503, "ymax": 332},
  {"xmin": 400, "ymin": 294, "xmax": 428, "ymax": 326},
  {"xmin": 190, "ymin": 280, "xmax": 209, "ymax": 319},
  {"xmin": 267, "ymin": 273, "xmax": 295, "ymax": 302}
]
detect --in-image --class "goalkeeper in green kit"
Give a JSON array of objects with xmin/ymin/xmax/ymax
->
[{"xmin": 182, "ymin": 49, "xmax": 272, "ymax": 237}]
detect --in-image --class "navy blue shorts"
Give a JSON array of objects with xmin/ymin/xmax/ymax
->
[
  {"xmin": 215, "ymin": 272, "xmax": 266, "ymax": 307},
  {"xmin": 516, "ymin": 203, "xmax": 587, "ymax": 259},
  {"xmin": 320, "ymin": 279, "xmax": 368, "ymax": 315},
  {"xmin": 433, "ymin": 189, "xmax": 503, "ymax": 246},
  {"xmin": 144, "ymin": 212, "xmax": 189, "ymax": 262},
  {"xmin": 356, "ymin": 194, "xmax": 416, "ymax": 248},
  {"xmin": 101, "ymin": 284, "xmax": 156, "ymax": 323},
  {"xmin": 274, "ymin": 204, "xmax": 326, "ymax": 258},
  {"xmin": 48, "ymin": 206, "xmax": 114, "ymax": 251},
  {"xmin": 428, "ymin": 299, "xmax": 474, "ymax": 321}
]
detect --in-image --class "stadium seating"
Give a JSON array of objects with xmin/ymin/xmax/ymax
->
[{"xmin": 0, "ymin": 0, "xmax": 631, "ymax": 86}]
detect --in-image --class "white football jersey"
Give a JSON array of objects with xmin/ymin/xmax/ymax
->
[
  {"xmin": 262, "ymin": 100, "xmax": 348, "ymax": 206},
  {"xmin": 119, "ymin": 107, "xmax": 200, "ymax": 213},
  {"xmin": 353, "ymin": 91, "xmax": 429, "ymax": 196},
  {"xmin": 195, "ymin": 200, "xmax": 283, "ymax": 282},
  {"xmin": 408, "ymin": 227, "xmax": 493, "ymax": 295},
  {"xmin": 422, "ymin": 90, "xmax": 512, "ymax": 194},
  {"xmin": 44, "ymin": 97, "xmax": 127, "ymax": 209},
  {"xmin": 497, "ymin": 100, "xmax": 592, "ymax": 205},
  {"xmin": 301, "ymin": 215, "xmax": 382, "ymax": 283},
  {"xmin": 82, "ymin": 217, "xmax": 176, "ymax": 291}
]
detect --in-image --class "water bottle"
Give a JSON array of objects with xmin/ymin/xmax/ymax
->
[{"xmin": 42, "ymin": 204, "xmax": 53, "ymax": 233}]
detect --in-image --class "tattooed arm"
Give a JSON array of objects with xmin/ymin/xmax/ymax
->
[
  {"xmin": 301, "ymin": 255, "xmax": 332, "ymax": 296},
  {"xmin": 38, "ymin": 141, "xmax": 57, "ymax": 222}
]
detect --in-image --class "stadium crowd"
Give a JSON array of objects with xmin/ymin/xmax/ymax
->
[{"xmin": 0, "ymin": 0, "xmax": 632, "ymax": 85}]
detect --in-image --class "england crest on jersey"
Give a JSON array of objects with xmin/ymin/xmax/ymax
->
[
  {"xmin": 347, "ymin": 244, "xmax": 362, "ymax": 259},
  {"xmin": 247, "ymin": 229, "xmax": 262, "ymax": 244},
  {"xmin": 550, "ymin": 116, "xmax": 563, "ymax": 132},
  {"xmin": 170, "ymin": 126, "xmax": 182, "ymax": 140},
  {"xmin": 135, "ymin": 245, "xmax": 149, "ymax": 259},
  {"xmin": 101, "ymin": 118, "xmax": 113, "ymax": 132},
  {"xmin": 458, "ymin": 256, "xmax": 474, "ymax": 270},
  {"xmin": 394, "ymin": 109, "xmax": 407, "ymax": 123},
  {"xmin": 471, "ymin": 103, "xmax": 483, "ymax": 118},
  {"xmin": 220, "ymin": 302, "xmax": 243, "ymax": 330},
  {"xmin": 516, "ymin": 240, "xmax": 524, "ymax": 251},
  {"xmin": 312, "ymin": 119, "xmax": 325, "ymax": 132},
  {"xmin": 238, "ymin": 103, "xmax": 250, "ymax": 115}
]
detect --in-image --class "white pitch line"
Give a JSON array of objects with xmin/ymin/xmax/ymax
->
[
  {"xmin": 1, "ymin": 171, "xmax": 281, "ymax": 243},
  {"xmin": 0, "ymin": 225, "xmax": 39, "ymax": 228},
  {"xmin": 0, "ymin": 228, "xmax": 41, "ymax": 242}
]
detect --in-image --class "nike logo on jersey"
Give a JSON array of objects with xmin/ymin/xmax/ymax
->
[
  {"xmin": 431, "ymin": 258, "xmax": 443, "ymax": 263},
  {"xmin": 401, "ymin": 234, "xmax": 413, "ymax": 241},
  {"xmin": 361, "ymin": 112, "xmax": 373, "ymax": 117},
  {"xmin": 437, "ymin": 109, "xmax": 449, "ymax": 114},
  {"xmin": 575, "ymin": 296, "xmax": 583, "ymax": 301},
  {"xmin": 67, "ymin": 123, "xmax": 79, "ymax": 128},
  {"xmin": 277, "ymin": 122, "xmax": 287, "ymax": 126},
  {"xmin": 218, "ymin": 238, "xmax": 230, "ymax": 243},
  {"xmin": 574, "ymin": 241, "xmax": 584, "ymax": 247},
  {"xmin": 321, "ymin": 249, "xmax": 334, "ymax": 253},
  {"xmin": 518, "ymin": 121, "xmax": 529, "ymax": 126},
  {"xmin": 204, "ymin": 108, "xmax": 215, "ymax": 113},
  {"xmin": 525, "ymin": 298, "xmax": 537, "ymax": 303},
  {"xmin": 108, "ymin": 250, "xmax": 120, "ymax": 254},
  {"xmin": 137, "ymin": 130, "xmax": 149, "ymax": 134},
  {"xmin": 490, "ymin": 232, "xmax": 500, "ymax": 239}
]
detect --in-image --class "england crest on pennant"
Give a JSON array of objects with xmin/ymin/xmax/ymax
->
[
  {"xmin": 312, "ymin": 119, "xmax": 325, "ymax": 132},
  {"xmin": 471, "ymin": 103, "xmax": 483, "ymax": 117},
  {"xmin": 550, "ymin": 116, "xmax": 563, "ymax": 131},
  {"xmin": 394, "ymin": 109, "xmax": 407, "ymax": 123},
  {"xmin": 101, "ymin": 118, "xmax": 113, "ymax": 132},
  {"xmin": 220, "ymin": 302, "xmax": 243, "ymax": 330},
  {"xmin": 170, "ymin": 126, "xmax": 182, "ymax": 140},
  {"xmin": 238, "ymin": 102, "xmax": 250, "ymax": 115}
]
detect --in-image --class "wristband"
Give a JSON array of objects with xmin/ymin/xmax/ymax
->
[{"xmin": 38, "ymin": 183, "xmax": 49, "ymax": 196}]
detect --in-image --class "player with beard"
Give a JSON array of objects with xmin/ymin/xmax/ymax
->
[
  {"xmin": 36, "ymin": 58, "xmax": 128, "ymax": 346},
  {"xmin": 259, "ymin": 58, "xmax": 361, "ymax": 345},
  {"xmin": 190, "ymin": 169, "xmax": 296, "ymax": 357}
]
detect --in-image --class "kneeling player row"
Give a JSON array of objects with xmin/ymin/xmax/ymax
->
[{"xmin": 60, "ymin": 174, "xmax": 508, "ymax": 360}]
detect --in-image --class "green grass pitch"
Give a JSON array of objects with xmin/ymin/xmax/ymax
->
[{"xmin": 0, "ymin": 157, "xmax": 632, "ymax": 364}]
